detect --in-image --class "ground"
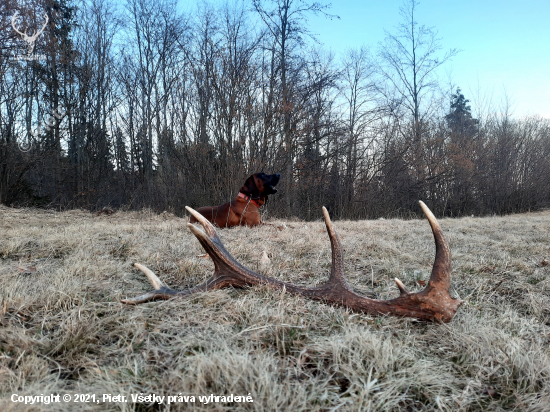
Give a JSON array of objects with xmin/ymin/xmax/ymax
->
[{"xmin": 1, "ymin": 205, "xmax": 549, "ymax": 411}]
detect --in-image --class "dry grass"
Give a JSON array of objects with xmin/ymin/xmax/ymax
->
[{"xmin": 1, "ymin": 205, "xmax": 549, "ymax": 411}]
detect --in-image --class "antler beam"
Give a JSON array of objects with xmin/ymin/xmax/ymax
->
[{"xmin": 122, "ymin": 202, "xmax": 462, "ymax": 322}]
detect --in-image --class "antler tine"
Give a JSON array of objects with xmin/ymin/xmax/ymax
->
[
  {"xmin": 134, "ymin": 263, "xmax": 165, "ymax": 290},
  {"xmin": 394, "ymin": 278, "xmax": 410, "ymax": 296},
  {"xmin": 186, "ymin": 206, "xmax": 220, "ymax": 240},
  {"xmin": 322, "ymin": 207, "xmax": 348, "ymax": 289},
  {"xmin": 186, "ymin": 222, "xmax": 252, "ymax": 276},
  {"xmin": 120, "ymin": 263, "xmax": 182, "ymax": 305},
  {"xmin": 418, "ymin": 200, "xmax": 452, "ymax": 291},
  {"xmin": 121, "ymin": 291, "xmax": 167, "ymax": 305}
]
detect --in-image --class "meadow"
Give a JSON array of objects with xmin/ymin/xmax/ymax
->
[{"xmin": 1, "ymin": 205, "xmax": 549, "ymax": 411}]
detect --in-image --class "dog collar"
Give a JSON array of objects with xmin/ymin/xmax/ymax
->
[{"xmin": 238, "ymin": 192, "xmax": 261, "ymax": 207}]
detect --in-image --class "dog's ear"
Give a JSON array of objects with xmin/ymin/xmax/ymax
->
[{"xmin": 239, "ymin": 175, "xmax": 261, "ymax": 199}]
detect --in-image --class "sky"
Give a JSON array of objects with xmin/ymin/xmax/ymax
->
[{"xmin": 305, "ymin": 0, "xmax": 550, "ymax": 119}]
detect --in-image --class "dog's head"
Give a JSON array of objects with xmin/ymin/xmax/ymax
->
[{"xmin": 240, "ymin": 173, "xmax": 281, "ymax": 202}]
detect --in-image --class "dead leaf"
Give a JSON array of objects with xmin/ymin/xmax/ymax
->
[
  {"xmin": 483, "ymin": 387, "xmax": 496, "ymax": 397},
  {"xmin": 17, "ymin": 266, "xmax": 37, "ymax": 274},
  {"xmin": 9, "ymin": 310, "xmax": 31, "ymax": 322}
]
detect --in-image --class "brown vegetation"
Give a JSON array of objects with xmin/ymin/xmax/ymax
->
[
  {"xmin": 1, "ymin": 1, "xmax": 549, "ymax": 219},
  {"xmin": 1, "ymin": 206, "xmax": 549, "ymax": 410}
]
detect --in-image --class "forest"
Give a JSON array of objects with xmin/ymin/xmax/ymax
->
[{"xmin": 1, "ymin": 0, "xmax": 549, "ymax": 219}]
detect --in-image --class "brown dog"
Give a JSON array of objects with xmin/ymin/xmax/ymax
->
[{"xmin": 189, "ymin": 173, "xmax": 281, "ymax": 228}]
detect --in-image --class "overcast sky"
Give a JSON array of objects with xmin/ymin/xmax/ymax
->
[{"xmin": 305, "ymin": 0, "xmax": 550, "ymax": 119}]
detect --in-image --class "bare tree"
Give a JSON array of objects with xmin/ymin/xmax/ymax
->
[
  {"xmin": 123, "ymin": 0, "xmax": 182, "ymax": 178},
  {"xmin": 297, "ymin": 47, "xmax": 339, "ymax": 219},
  {"xmin": 378, "ymin": 0, "xmax": 459, "ymax": 143},
  {"xmin": 210, "ymin": 1, "xmax": 261, "ymax": 195},
  {"xmin": 1, "ymin": 0, "xmax": 549, "ymax": 218},
  {"xmin": 340, "ymin": 46, "xmax": 379, "ymax": 212},
  {"xmin": 252, "ymin": 0, "xmax": 338, "ymax": 214}
]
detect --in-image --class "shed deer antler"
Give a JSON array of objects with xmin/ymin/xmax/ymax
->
[{"xmin": 122, "ymin": 201, "xmax": 462, "ymax": 322}]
